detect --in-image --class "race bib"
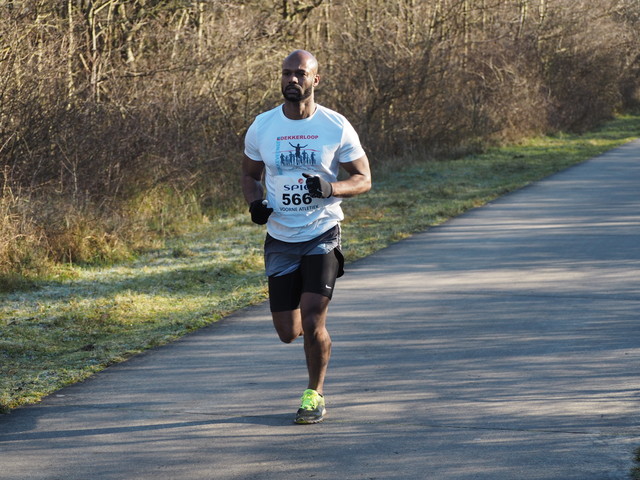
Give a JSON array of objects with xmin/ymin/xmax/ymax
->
[{"xmin": 274, "ymin": 175, "xmax": 322, "ymax": 213}]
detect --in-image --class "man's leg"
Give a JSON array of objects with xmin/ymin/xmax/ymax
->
[
  {"xmin": 270, "ymin": 304, "xmax": 328, "ymax": 424},
  {"xmin": 268, "ymin": 250, "xmax": 339, "ymax": 423},
  {"xmin": 271, "ymin": 309, "xmax": 302, "ymax": 344},
  {"xmin": 270, "ymin": 294, "xmax": 330, "ymax": 394},
  {"xmin": 269, "ymin": 266, "xmax": 303, "ymax": 343},
  {"xmin": 300, "ymin": 292, "xmax": 331, "ymax": 395}
]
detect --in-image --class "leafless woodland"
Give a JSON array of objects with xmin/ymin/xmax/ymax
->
[{"xmin": 1, "ymin": 0, "xmax": 639, "ymax": 270}]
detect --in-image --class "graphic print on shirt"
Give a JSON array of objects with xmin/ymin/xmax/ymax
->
[
  {"xmin": 274, "ymin": 135, "xmax": 322, "ymax": 214},
  {"xmin": 275, "ymin": 136, "xmax": 320, "ymax": 171}
]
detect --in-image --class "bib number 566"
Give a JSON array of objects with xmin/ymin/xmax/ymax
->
[{"xmin": 282, "ymin": 193, "xmax": 313, "ymax": 206}]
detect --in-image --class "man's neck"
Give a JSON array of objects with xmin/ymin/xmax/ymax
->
[{"xmin": 283, "ymin": 99, "xmax": 317, "ymax": 120}]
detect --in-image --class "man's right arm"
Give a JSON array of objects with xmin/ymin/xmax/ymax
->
[
  {"xmin": 242, "ymin": 155, "xmax": 273, "ymax": 225},
  {"xmin": 242, "ymin": 155, "xmax": 266, "ymax": 204}
]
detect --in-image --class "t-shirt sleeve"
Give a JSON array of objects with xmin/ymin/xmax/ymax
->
[
  {"xmin": 244, "ymin": 120, "xmax": 262, "ymax": 161},
  {"xmin": 338, "ymin": 119, "xmax": 366, "ymax": 163}
]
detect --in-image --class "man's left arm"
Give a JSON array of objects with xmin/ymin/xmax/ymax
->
[{"xmin": 331, "ymin": 155, "xmax": 371, "ymax": 198}]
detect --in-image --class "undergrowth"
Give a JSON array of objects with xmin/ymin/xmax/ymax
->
[{"xmin": 1, "ymin": 114, "xmax": 639, "ymax": 414}]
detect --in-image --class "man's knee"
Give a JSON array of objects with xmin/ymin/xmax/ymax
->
[
  {"xmin": 276, "ymin": 328, "xmax": 299, "ymax": 344},
  {"xmin": 300, "ymin": 292, "xmax": 330, "ymax": 318},
  {"xmin": 272, "ymin": 310, "xmax": 302, "ymax": 343}
]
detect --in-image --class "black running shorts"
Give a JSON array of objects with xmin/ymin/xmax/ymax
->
[{"xmin": 268, "ymin": 249, "xmax": 344, "ymax": 312}]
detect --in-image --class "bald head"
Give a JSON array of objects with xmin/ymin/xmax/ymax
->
[{"xmin": 283, "ymin": 50, "xmax": 319, "ymax": 75}]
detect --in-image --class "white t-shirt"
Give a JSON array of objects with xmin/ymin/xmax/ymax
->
[{"xmin": 244, "ymin": 104, "xmax": 365, "ymax": 242}]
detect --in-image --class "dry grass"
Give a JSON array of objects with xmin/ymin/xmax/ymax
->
[{"xmin": 1, "ymin": 114, "xmax": 638, "ymax": 413}]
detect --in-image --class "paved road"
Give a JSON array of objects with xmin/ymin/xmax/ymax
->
[{"xmin": 1, "ymin": 141, "xmax": 639, "ymax": 480}]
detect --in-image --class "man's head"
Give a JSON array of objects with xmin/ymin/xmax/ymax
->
[{"xmin": 281, "ymin": 50, "xmax": 320, "ymax": 103}]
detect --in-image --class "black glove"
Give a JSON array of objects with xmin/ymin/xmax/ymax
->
[
  {"xmin": 303, "ymin": 173, "xmax": 333, "ymax": 198},
  {"xmin": 249, "ymin": 199, "xmax": 273, "ymax": 225}
]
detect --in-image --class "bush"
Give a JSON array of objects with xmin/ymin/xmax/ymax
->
[{"xmin": 1, "ymin": 0, "xmax": 639, "ymax": 275}]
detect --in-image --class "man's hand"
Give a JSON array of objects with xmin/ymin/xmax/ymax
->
[
  {"xmin": 249, "ymin": 199, "xmax": 273, "ymax": 225},
  {"xmin": 303, "ymin": 173, "xmax": 333, "ymax": 198}
]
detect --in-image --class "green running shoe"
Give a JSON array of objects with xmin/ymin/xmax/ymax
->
[{"xmin": 294, "ymin": 389, "xmax": 326, "ymax": 424}]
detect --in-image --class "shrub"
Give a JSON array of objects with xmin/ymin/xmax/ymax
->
[{"xmin": 0, "ymin": 0, "xmax": 638, "ymax": 275}]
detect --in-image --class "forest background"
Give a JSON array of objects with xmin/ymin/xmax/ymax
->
[{"xmin": 1, "ymin": 0, "xmax": 640, "ymax": 278}]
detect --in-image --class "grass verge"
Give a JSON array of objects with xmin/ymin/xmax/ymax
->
[{"xmin": 1, "ymin": 114, "xmax": 639, "ymax": 413}]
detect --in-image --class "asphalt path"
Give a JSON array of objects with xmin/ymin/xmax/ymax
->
[{"xmin": 1, "ymin": 140, "xmax": 639, "ymax": 480}]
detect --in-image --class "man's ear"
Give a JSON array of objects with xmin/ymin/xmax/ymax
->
[{"xmin": 313, "ymin": 74, "xmax": 321, "ymax": 87}]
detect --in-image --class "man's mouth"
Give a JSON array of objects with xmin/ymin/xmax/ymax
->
[{"xmin": 283, "ymin": 84, "xmax": 305, "ymax": 101}]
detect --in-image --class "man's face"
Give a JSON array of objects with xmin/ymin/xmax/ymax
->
[{"xmin": 281, "ymin": 55, "xmax": 318, "ymax": 102}]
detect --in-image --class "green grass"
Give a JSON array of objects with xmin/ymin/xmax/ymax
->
[
  {"xmin": 1, "ymin": 114, "xmax": 639, "ymax": 413},
  {"xmin": 342, "ymin": 114, "xmax": 640, "ymax": 258}
]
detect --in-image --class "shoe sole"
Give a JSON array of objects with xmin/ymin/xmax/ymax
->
[
  {"xmin": 294, "ymin": 408, "xmax": 326, "ymax": 424},
  {"xmin": 294, "ymin": 416, "xmax": 325, "ymax": 424}
]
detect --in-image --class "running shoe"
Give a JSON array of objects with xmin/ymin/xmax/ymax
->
[{"xmin": 294, "ymin": 389, "xmax": 326, "ymax": 424}]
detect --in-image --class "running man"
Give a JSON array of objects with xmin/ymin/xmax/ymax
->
[{"xmin": 242, "ymin": 49, "xmax": 371, "ymax": 424}]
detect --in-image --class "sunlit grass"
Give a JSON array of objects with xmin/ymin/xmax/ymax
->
[
  {"xmin": 1, "ymin": 114, "xmax": 639, "ymax": 413},
  {"xmin": 342, "ymin": 114, "xmax": 640, "ymax": 259}
]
